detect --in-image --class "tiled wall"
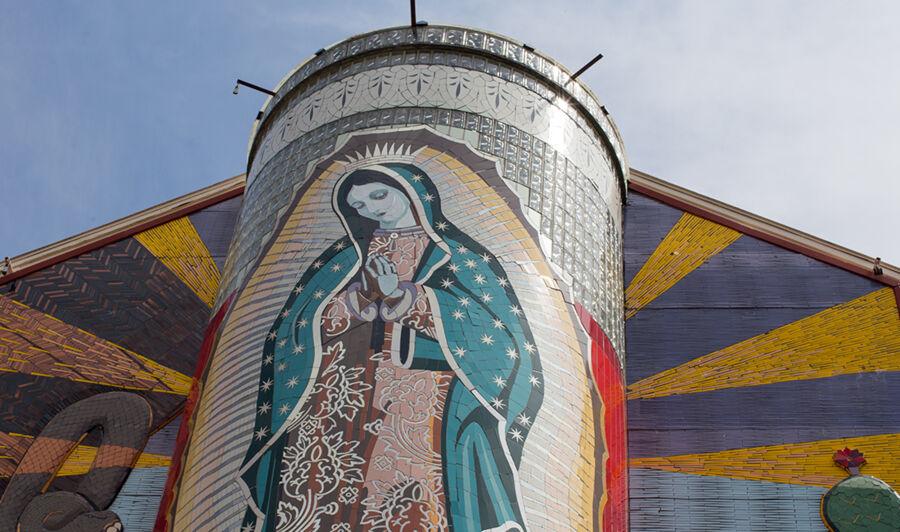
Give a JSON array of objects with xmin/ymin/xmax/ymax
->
[
  {"xmin": 172, "ymin": 25, "xmax": 628, "ymax": 531},
  {"xmin": 623, "ymin": 192, "xmax": 900, "ymax": 531},
  {"xmin": 0, "ymin": 197, "xmax": 241, "ymax": 531}
]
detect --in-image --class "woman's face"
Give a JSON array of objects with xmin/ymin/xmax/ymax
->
[{"xmin": 347, "ymin": 182, "xmax": 415, "ymax": 229}]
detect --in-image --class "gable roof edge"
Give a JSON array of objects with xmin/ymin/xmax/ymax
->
[
  {"xmin": 1, "ymin": 174, "xmax": 246, "ymax": 285},
  {"xmin": 628, "ymin": 168, "xmax": 900, "ymax": 288}
]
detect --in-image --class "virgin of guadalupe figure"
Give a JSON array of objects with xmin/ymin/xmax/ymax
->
[{"xmin": 239, "ymin": 162, "xmax": 544, "ymax": 532}]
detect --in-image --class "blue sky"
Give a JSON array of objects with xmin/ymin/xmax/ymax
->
[{"xmin": 2, "ymin": 1, "xmax": 898, "ymax": 264}]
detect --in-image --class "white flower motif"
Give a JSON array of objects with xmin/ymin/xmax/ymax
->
[
  {"xmin": 260, "ymin": 379, "xmax": 273, "ymax": 391},
  {"xmin": 492, "ymin": 318, "xmax": 505, "ymax": 329},
  {"xmin": 441, "ymin": 278, "xmax": 454, "ymax": 288},
  {"xmin": 312, "ymin": 260, "xmax": 324, "ymax": 269},
  {"xmin": 254, "ymin": 426, "xmax": 269, "ymax": 440},
  {"xmin": 313, "ymin": 289, "xmax": 325, "ymax": 299},
  {"xmin": 267, "ymin": 331, "xmax": 277, "ymax": 340},
  {"xmin": 481, "ymin": 253, "xmax": 491, "ymax": 263},
  {"xmin": 453, "ymin": 346, "xmax": 466, "ymax": 358},
  {"xmin": 509, "ymin": 428, "xmax": 524, "ymax": 442},
  {"xmin": 435, "ymin": 221, "xmax": 448, "ymax": 231},
  {"xmin": 334, "ymin": 241, "xmax": 347, "ymax": 250},
  {"xmin": 263, "ymin": 354, "xmax": 274, "ymax": 365},
  {"xmin": 277, "ymin": 362, "xmax": 287, "ymax": 371},
  {"xmin": 411, "ymin": 174, "xmax": 423, "ymax": 182},
  {"xmin": 481, "ymin": 292, "xmax": 493, "ymax": 303},
  {"xmin": 457, "ymin": 245, "xmax": 469, "ymax": 254},
  {"xmin": 281, "ymin": 310, "xmax": 290, "ymax": 318},
  {"xmin": 448, "ymin": 263, "xmax": 460, "ymax": 273},
  {"xmin": 338, "ymin": 486, "xmax": 359, "ymax": 504},
  {"xmin": 331, "ymin": 263, "xmax": 342, "ymax": 272},
  {"xmin": 279, "ymin": 403, "xmax": 291, "ymax": 415},
  {"xmin": 286, "ymin": 376, "xmax": 300, "ymax": 388},
  {"xmin": 517, "ymin": 413, "xmax": 532, "ymax": 427},
  {"xmin": 363, "ymin": 419, "xmax": 383, "ymax": 435},
  {"xmin": 421, "ymin": 193, "xmax": 434, "ymax": 203},
  {"xmin": 458, "ymin": 297, "xmax": 470, "ymax": 307},
  {"xmin": 480, "ymin": 334, "xmax": 494, "ymax": 345},
  {"xmin": 258, "ymin": 402, "xmax": 271, "ymax": 414},
  {"xmin": 510, "ymin": 305, "xmax": 522, "ymax": 316},
  {"xmin": 523, "ymin": 341, "xmax": 536, "ymax": 353},
  {"xmin": 505, "ymin": 347, "xmax": 518, "ymax": 360},
  {"xmin": 293, "ymin": 284, "xmax": 304, "ymax": 294},
  {"xmin": 451, "ymin": 309, "xmax": 465, "ymax": 320},
  {"xmin": 473, "ymin": 273, "xmax": 486, "ymax": 285},
  {"xmin": 493, "ymin": 375, "xmax": 507, "ymax": 388},
  {"xmin": 277, "ymin": 339, "xmax": 287, "ymax": 348},
  {"xmin": 498, "ymin": 277, "xmax": 509, "ymax": 287},
  {"xmin": 529, "ymin": 374, "xmax": 541, "ymax": 387},
  {"xmin": 464, "ymin": 259, "xmax": 477, "ymax": 269},
  {"xmin": 296, "ymin": 317, "xmax": 308, "ymax": 328},
  {"xmin": 293, "ymin": 344, "xmax": 305, "ymax": 355},
  {"xmin": 490, "ymin": 397, "xmax": 505, "ymax": 409},
  {"xmin": 241, "ymin": 523, "xmax": 254, "ymax": 532}
]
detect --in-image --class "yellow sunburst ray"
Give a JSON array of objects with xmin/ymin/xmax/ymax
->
[
  {"xmin": 628, "ymin": 288, "xmax": 900, "ymax": 399},
  {"xmin": 631, "ymin": 433, "xmax": 900, "ymax": 489},
  {"xmin": 625, "ymin": 213, "xmax": 741, "ymax": 319},
  {"xmin": 134, "ymin": 216, "xmax": 220, "ymax": 307}
]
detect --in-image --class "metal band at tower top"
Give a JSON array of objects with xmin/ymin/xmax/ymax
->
[{"xmin": 246, "ymin": 24, "xmax": 628, "ymax": 194}]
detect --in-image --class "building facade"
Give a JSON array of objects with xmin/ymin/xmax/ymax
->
[{"xmin": 0, "ymin": 24, "xmax": 898, "ymax": 532}]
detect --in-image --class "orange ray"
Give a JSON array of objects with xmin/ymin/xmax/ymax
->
[{"xmin": 0, "ymin": 295, "xmax": 191, "ymax": 394}]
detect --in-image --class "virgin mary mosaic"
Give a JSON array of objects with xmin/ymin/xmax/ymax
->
[{"xmin": 239, "ymin": 157, "xmax": 545, "ymax": 531}]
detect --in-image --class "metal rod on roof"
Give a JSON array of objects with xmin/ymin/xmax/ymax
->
[
  {"xmin": 410, "ymin": 0, "xmax": 417, "ymax": 30},
  {"xmin": 232, "ymin": 79, "xmax": 277, "ymax": 97},
  {"xmin": 570, "ymin": 52, "xmax": 604, "ymax": 80}
]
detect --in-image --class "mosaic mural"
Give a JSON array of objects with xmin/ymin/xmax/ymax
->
[
  {"xmin": 0, "ymin": 190, "xmax": 242, "ymax": 530},
  {"xmin": 169, "ymin": 23, "xmax": 628, "ymax": 532},
  {"xmin": 623, "ymin": 188, "xmax": 900, "ymax": 531},
  {"xmin": 167, "ymin": 130, "xmax": 627, "ymax": 531}
]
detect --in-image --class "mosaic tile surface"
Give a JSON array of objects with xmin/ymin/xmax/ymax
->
[{"xmin": 170, "ymin": 127, "xmax": 625, "ymax": 531}]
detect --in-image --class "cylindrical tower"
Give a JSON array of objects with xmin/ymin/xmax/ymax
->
[{"xmin": 166, "ymin": 25, "xmax": 628, "ymax": 531}]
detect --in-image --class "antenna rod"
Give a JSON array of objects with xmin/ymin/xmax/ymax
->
[
  {"xmin": 410, "ymin": 0, "xmax": 417, "ymax": 28},
  {"xmin": 233, "ymin": 79, "xmax": 277, "ymax": 97},
  {"xmin": 570, "ymin": 52, "xmax": 604, "ymax": 80}
]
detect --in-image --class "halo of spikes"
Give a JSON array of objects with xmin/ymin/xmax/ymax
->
[{"xmin": 334, "ymin": 143, "xmax": 427, "ymax": 174}]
